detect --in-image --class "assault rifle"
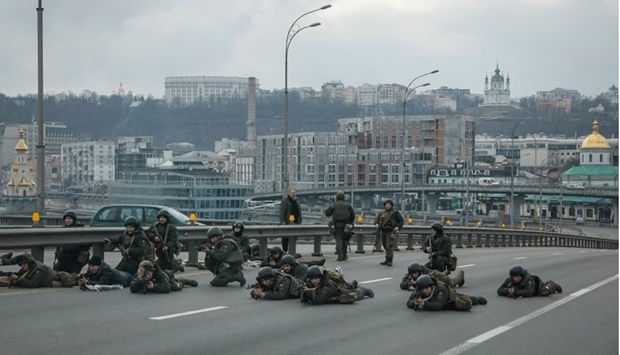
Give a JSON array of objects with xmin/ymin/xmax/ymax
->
[
  {"xmin": 0, "ymin": 271, "xmax": 15, "ymax": 288},
  {"xmin": 371, "ymin": 228, "xmax": 381, "ymax": 254},
  {"xmin": 117, "ymin": 245, "xmax": 130, "ymax": 260},
  {"xmin": 133, "ymin": 278, "xmax": 149, "ymax": 294},
  {"xmin": 410, "ymin": 289, "xmax": 422, "ymax": 311}
]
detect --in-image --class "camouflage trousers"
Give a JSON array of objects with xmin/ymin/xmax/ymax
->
[{"xmin": 381, "ymin": 232, "xmax": 398, "ymax": 258}]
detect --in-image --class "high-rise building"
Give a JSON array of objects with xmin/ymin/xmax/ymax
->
[
  {"xmin": 61, "ymin": 141, "xmax": 115, "ymax": 188},
  {"xmin": 164, "ymin": 76, "xmax": 260, "ymax": 106}
]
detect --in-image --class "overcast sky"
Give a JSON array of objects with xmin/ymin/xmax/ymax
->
[{"xmin": 0, "ymin": 0, "xmax": 617, "ymax": 99}]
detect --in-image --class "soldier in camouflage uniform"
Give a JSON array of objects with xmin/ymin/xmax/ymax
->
[
  {"xmin": 301, "ymin": 266, "xmax": 374, "ymax": 305},
  {"xmin": 53, "ymin": 210, "xmax": 91, "ymax": 274},
  {"xmin": 146, "ymin": 209, "xmax": 183, "ymax": 273},
  {"xmin": 399, "ymin": 262, "xmax": 464, "ymax": 291},
  {"xmin": 423, "ymin": 223, "xmax": 452, "ymax": 272},
  {"xmin": 250, "ymin": 267, "xmax": 301, "ymax": 300},
  {"xmin": 130, "ymin": 261, "xmax": 197, "ymax": 294},
  {"xmin": 78, "ymin": 256, "xmax": 133, "ymax": 288},
  {"xmin": 227, "ymin": 221, "xmax": 251, "ymax": 262},
  {"xmin": 407, "ymin": 275, "xmax": 487, "ymax": 312},
  {"xmin": 497, "ymin": 265, "xmax": 562, "ymax": 298},
  {"xmin": 374, "ymin": 199, "xmax": 404, "ymax": 266},
  {"xmin": 325, "ymin": 191, "xmax": 356, "ymax": 261},
  {"xmin": 200, "ymin": 227, "xmax": 246, "ymax": 287},
  {"xmin": 0, "ymin": 253, "xmax": 73, "ymax": 288},
  {"xmin": 279, "ymin": 254, "xmax": 309, "ymax": 283},
  {"xmin": 104, "ymin": 216, "xmax": 152, "ymax": 275}
]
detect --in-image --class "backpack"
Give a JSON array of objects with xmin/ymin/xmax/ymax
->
[
  {"xmin": 325, "ymin": 268, "xmax": 356, "ymax": 304},
  {"xmin": 448, "ymin": 253, "xmax": 458, "ymax": 272},
  {"xmin": 450, "ymin": 289, "xmax": 472, "ymax": 311}
]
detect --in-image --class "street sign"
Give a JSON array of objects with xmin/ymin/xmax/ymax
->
[{"xmin": 509, "ymin": 215, "xmax": 515, "ymax": 222}]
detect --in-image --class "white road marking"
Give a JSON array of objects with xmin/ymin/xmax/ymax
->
[
  {"xmin": 150, "ymin": 306, "xmax": 228, "ymax": 320},
  {"xmin": 458, "ymin": 264, "xmax": 475, "ymax": 268},
  {"xmin": 438, "ymin": 274, "xmax": 619, "ymax": 355},
  {"xmin": 358, "ymin": 277, "xmax": 393, "ymax": 284},
  {"xmin": 552, "ymin": 253, "xmax": 563, "ymax": 255},
  {"xmin": 513, "ymin": 256, "xmax": 528, "ymax": 260}
]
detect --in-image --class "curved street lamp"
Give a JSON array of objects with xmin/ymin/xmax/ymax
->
[
  {"xmin": 400, "ymin": 70, "xmax": 439, "ymax": 213},
  {"xmin": 283, "ymin": 4, "xmax": 331, "ymax": 195}
]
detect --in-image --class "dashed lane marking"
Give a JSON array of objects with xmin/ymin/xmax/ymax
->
[
  {"xmin": 438, "ymin": 274, "xmax": 619, "ymax": 355},
  {"xmin": 358, "ymin": 277, "xmax": 393, "ymax": 284},
  {"xmin": 458, "ymin": 264, "xmax": 475, "ymax": 268},
  {"xmin": 150, "ymin": 306, "xmax": 228, "ymax": 320},
  {"xmin": 513, "ymin": 256, "xmax": 528, "ymax": 260}
]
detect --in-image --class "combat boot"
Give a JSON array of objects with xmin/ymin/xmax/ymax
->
[
  {"xmin": 549, "ymin": 281, "xmax": 562, "ymax": 294},
  {"xmin": 233, "ymin": 272, "xmax": 246, "ymax": 287},
  {"xmin": 184, "ymin": 279, "xmax": 198, "ymax": 287},
  {"xmin": 318, "ymin": 258, "xmax": 326, "ymax": 266},
  {"xmin": 348, "ymin": 280, "xmax": 358, "ymax": 289},
  {"xmin": 386, "ymin": 257, "xmax": 393, "ymax": 267},
  {"xmin": 360, "ymin": 286, "xmax": 374, "ymax": 298},
  {"xmin": 0, "ymin": 252, "xmax": 13, "ymax": 265},
  {"xmin": 380, "ymin": 257, "xmax": 389, "ymax": 266},
  {"xmin": 470, "ymin": 296, "xmax": 487, "ymax": 305}
]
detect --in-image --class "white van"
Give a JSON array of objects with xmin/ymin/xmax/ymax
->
[{"xmin": 478, "ymin": 178, "xmax": 499, "ymax": 186}]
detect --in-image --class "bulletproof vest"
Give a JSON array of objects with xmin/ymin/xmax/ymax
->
[{"xmin": 331, "ymin": 201, "xmax": 351, "ymax": 222}]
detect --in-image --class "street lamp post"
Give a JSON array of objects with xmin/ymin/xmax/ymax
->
[
  {"xmin": 510, "ymin": 119, "xmax": 526, "ymax": 228},
  {"xmin": 36, "ymin": 0, "xmax": 46, "ymax": 215},
  {"xmin": 400, "ymin": 70, "xmax": 438, "ymax": 212},
  {"xmin": 538, "ymin": 157, "xmax": 550, "ymax": 231},
  {"xmin": 283, "ymin": 4, "xmax": 331, "ymax": 195}
]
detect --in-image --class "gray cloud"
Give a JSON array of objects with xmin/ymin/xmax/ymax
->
[{"xmin": 0, "ymin": 0, "xmax": 617, "ymax": 98}]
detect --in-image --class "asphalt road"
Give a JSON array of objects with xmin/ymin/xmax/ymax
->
[{"xmin": 0, "ymin": 246, "xmax": 617, "ymax": 355}]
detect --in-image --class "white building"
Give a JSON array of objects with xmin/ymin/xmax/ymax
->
[
  {"xmin": 482, "ymin": 64, "xmax": 511, "ymax": 106},
  {"xmin": 164, "ymin": 76, "xmax": 259, "ymax": 106},
  {"xmin": 61, "ymin": 141, "xmax": 115, "ymax": 187}
]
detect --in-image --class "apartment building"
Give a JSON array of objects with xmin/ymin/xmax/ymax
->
[{"xmin": 164, "ymin": 76, "xmax": 259, "ymax": 106}]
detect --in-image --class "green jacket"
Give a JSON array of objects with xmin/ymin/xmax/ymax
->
[
  {"xmin": 374, "ymin": 209, "xmax": 404, "ymax": 233},
  {"xmin": 407, "ymin": 277, "xmax": 451, "ymax": 311},
  {"xmin": 261, "ymin": 272, "xmax": 301, "ymax": 300},
  {"xmin": 279, "ymin": 196, "xmax": 302, "ymax": 224},
  {"xmin": 497, "ymin": 272, "xmax": 539, "ymax": 298},
  {"xmin": 12, "ymin": 254, "xmax": 54, "ymax": 288}
]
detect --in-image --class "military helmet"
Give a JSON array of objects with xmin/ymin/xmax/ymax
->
[
  {"xmin": 431, "ymin": 222, "xmax": 444, "ymax": 233},
  {"xmin": 280, "ymin": 255, "xmax": 296, "ymax": 266},
  {"xmin": 509, "ymin": 265, "xmax": 526, "ymax": 277},
  {"xmin": 415, "ymin": 275, "xmax": 434, "ymax": 290},
  {"xmin": 407, "ymin": 262, "xmax": 424, "ymax": 274},
  {"xmin": 307, "ymin": 265, "xmax": 324, "ymax": 279},
  {"xmin": 207, "ymin": 226, "xmax": 223, "ymax": 238},
  {"xmin": 232, "ymin": 221, "xmax": 244, "ymax": 231},
  {"xmin": 63, "ymin": 210, "xmax": 77, "ymax": 221},
  {"xmin": 250, "ymin": 243, "xmax": 260, "ymax": 253},
  {"xmin": 124, "ymin": 216, "xmax": 140, "ymax": 228},
  {"xmin": 157, "ymin": 209, "xmax": 171, "ymax": 220},
  {"xmin": 335, "ymin": 191, "xmax": 346, "ymax": 201},
  {"xmin": 256, "ymin": 267, "xmax": 277, "ymax": 281},
  {"xmin": 15, "ymin": 253, "xmax": 35, "ymax": 265},
  {"xmin": 139, "ymin": 260, "xmax": 155, "ymax": 271},
  {"xmin": 269, "ymin": 246, "xmax": 283, "ymax": 255},
  {"xmin": 384, "ymin": 199, "xmax": 394, "ymax": 207}
]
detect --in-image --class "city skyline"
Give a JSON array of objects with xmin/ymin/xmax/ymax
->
[{"xmin": 0, "ymin": 0, "xmax": 617, "ymax": 99}]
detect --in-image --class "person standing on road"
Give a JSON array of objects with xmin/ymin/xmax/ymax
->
[
  {"xmin": 497, "ymin": 265, "xmax": 562, "ymax": 298},
  {"xmin": 53, "ymin": 210, "xmax": 91, "ymax": 274},
  {"xmin": 279, "ymin": 188, "xmax": 302, "ymax": 253},
  {"xmin": 103, "ymin": 216, "xmax": 152, "ymax": 275},
  {"xmin": 374, "ymin": 199, "xmax": 404, "ymax": 266},
  {"xmin": 325, "ymin": 191, "xmax": 355, "ymax": 262},
  {"xmin": 200, "ymin": 227, "xmax": 246, "ymax": 287},
  {"xmin": 423, "ymin": 223, "xmax": 452, "ymax": 272},
  {"xmin": 407, "ymin": 275, "xmax": 487, "ymax": 311},
  {"xmin": 399, "ymin": 262, "xmax": 464, "ymax": 291}
]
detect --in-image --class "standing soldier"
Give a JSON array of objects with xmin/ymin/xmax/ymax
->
[
  {"xmin": 227, "ymin": 221, "xmax": 251, "ymax": 262},
  {"xmin": 423, "ymin": 223, "xmax": 452, "ymax": 272},
  {"xmin": 374, "ymin": 199, "xmax": 404, "ymax": 266},
  {"xmin": 407, "ymin": 275, "xmax": 487, "ymax": 312},
  {"xmin": 200, "ymin": 227, "xmax": 246, "ymax": 287},
  {"xmin": 279, "ymin": 188, "xmax": 302, "ymax": 253},
  {"xmin": 147, "ymin": 209, "xmax": 182, "ymax": 273},
  {"xmin": 103, "ymin": 216, "xmax": 153, "ymax": 275},
  {"xmin": 54, "ymin": 210, "xmax": 91, "ymax": 274},
  {"xmin": 399, "ymin": 262, "xmax": 464, "ymax": 291},
  {"xmin": 497, "ymin": 265, "xmax": 562, "ymax": 298},
  {"xmin": 325, "ymin": 191, "xmax": 355, "ymax": 262}
]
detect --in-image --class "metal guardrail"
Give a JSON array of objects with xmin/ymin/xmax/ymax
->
[{"xmin": 0, "ymin": 225, "xmax": 616, "ymax": 267}]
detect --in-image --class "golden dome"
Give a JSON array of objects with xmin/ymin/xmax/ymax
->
[
  {"xmin": 14, "ymin": 128, "xmax": 29, "ymax": 152},
  {"xmin": 580, "ymin": 120, "xmax": 610, "ymax": 149}
]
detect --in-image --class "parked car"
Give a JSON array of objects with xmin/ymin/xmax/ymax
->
[
  {"xmin": 89, "ymin": 204, "xmax": 200, "ymax": 251},
  {"xmin": 575, "ymin": 216, "xmax": 584, "ymax": 225}
]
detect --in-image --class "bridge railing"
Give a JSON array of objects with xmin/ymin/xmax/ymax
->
[{"xmin": 0, "ymin": 225, "xmax": 616, "ymax": 266}]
